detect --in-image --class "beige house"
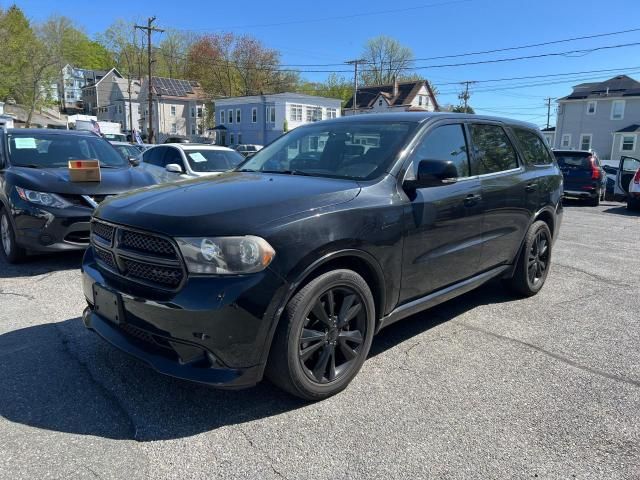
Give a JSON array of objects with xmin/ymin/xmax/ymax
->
[{"xmin": 138, "ymin": 77, "xmax": 208, "ymax": 143}]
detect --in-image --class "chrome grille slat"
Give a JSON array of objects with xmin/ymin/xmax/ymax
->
[{"xmin": 90, "ymin": 220, "xmax": 185, "ymax": 290}]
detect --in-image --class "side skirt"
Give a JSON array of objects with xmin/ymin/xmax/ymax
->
[{"xmin": 376, "ymin": 265, "xmax": 510, "ymax": 333}]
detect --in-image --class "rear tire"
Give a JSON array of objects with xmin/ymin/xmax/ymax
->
[
  {"xmin": 505, "ymin": 220, "xmax": 552, "ymax": 297},
  {"xmin": 0, "ymin": 208, "xmax": 25, "ymax": 264},
  {"xmin": 627, "ymin": 198, "xmax": 640, "ymax": 211},
  {"xmin": 587, "ymin": 194, "xmax": 600, "ymax": 207},
  {"xmin": 266, "ymin": 269, "xmax": 375, "ymax": 401}
]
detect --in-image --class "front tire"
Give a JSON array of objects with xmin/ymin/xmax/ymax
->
[
  {"xmin": 0, "ymin": 209, "xmax": 25, "ymax": 264},
  {"xmin": 505, "ymin": 220, "xmax": 552, "ymax": 297},
  {"xmin": 266, "ymin": 269, "xmax": 375, "ymax": 401}
]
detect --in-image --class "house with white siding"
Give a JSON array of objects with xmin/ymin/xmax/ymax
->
[
  {"xmin": 554, "ymin": 75, "xmax": 640, "ymax": 160},
  {"xmin": 213, "ymin": 93, "xmax": 342, "ymax": 146},
  {"xmin": 343, "ymin": 79, "xmax": 439, "ymax": 116}
]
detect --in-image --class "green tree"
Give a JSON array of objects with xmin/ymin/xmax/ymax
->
[
  {"xmin": 452, "ymin": 105, "xmax": 475, "ymax": 114},
  {"xmin": 297, "ymin": 73, "xmax": 352, "ymax": 104}
]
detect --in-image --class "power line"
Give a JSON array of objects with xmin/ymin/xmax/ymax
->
[{"xmin": 173, "ymin": 0, "xmax": 472, "ymax": 31}]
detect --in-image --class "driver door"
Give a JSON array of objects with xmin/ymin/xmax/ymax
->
[
  {"xmin": 616, "ymin": 156, "xmax": 640, "ymax": 197},
  {"xmin": 399, "ymin": 122, "xmax": 484, "ymax": 304}
]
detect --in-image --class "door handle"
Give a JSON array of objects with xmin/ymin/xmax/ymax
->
[
  {"xmin": 463, "ymin": 193, "xmax": 481, "ymax": 207},
  {"xmin": 525, "ymin": 183, "xmax": 538, "ymax": 193}
]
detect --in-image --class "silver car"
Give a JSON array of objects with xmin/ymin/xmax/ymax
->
[{"xmin": 138, "ymin": 144, "xmax": 245, "ymax": 184}]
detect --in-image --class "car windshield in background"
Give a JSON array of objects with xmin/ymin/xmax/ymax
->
[
  {"xmin": 8, "ymin": 133, "xmax": 127, "ymax": 168},
  {"xmin": 103, "ymin": 133, "xmax": 126, "ymax": 142},
  {"xmin": 113, "ymin": 144, "xmax": 141, "ymax": 159},
  {"xmin": 184, "ymin": 149, "xmax": 244, "ymax": 172},
  {"xmin": 238, "ymin": 121, "xmax": 417, "ymax": 180},
  {"xmin": 554, "ymin": 152, "xmax": 591, "ymax": 170}
]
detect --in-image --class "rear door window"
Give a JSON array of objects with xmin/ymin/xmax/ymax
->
[
  {"xmin": 512, "ymin": 128, "xmax": 554, "ymax": 166},
  {"xmin": 143, "ymin": 147, "xmax": 165, "ymax": 167},
  {"xmin": 163, "ymin": 147, "xmax": 184, "ymax": 168},
  {"xmin": 469, "ymin": 124, "xmax": 519, "ymax": 175}
]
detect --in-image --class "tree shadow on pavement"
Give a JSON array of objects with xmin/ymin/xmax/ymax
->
[
  {"xmin": 0, "ymin": 280, "xmax": 516, "ymax": 441},
  {"xmin": 0, "ymin": 251, "xmax": 84, "ymax": 279}
]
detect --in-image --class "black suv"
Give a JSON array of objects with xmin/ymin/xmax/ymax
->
[
  {"xmin": 0, "ymin": 129, "xmax": 155, "ymax": 262},
  {"xmin": 81, "ymin": 113, "xmax": 563, "ymax": 400},
  {"xmin": 553, "ymin": 149, "xmax": 606, "ymax": 206}
]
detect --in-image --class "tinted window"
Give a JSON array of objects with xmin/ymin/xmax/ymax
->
[
  {"xmin": 554, "ymin": 152, "xmax": 591, "ymax": 170},
  {"xmin": 114, "ymin": 144, "xmax": 141, "ymax": 159},
  {"xmin": 184, "ymin": 149, "xmax": 244, "ymax": 172},
  {"xmin": 412, "ymin": 124, "xmax": 470, "ymax": 177},
  {"xmin": 513, "ymin": 128, "xmax": 554, "ymax": 166},
  {"xmin": 8, "ymin": 133, "xmax": 126, "ymax": 168},
  {"xmin": 143, "ymin": 147, "xmax": 165, "ymax": 167},
  {"xmin": 469, "ymin": 124, "xmax": 519, "ymax": 175},
  {"xmin": 163, "ymin": 147, "xmax": 183, "ymax": 167},
  {"xmin": 239, "ymin": 121, "xmax": 416, "ymax": 180}
]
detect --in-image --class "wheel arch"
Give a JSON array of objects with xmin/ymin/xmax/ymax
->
[{"xmin": 257, "ymin": 249, "xmax": 387, "ymax": 369}]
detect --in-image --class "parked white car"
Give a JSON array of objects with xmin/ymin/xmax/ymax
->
[
  {"xmin": 617, "ymin": 155, "xmax": 640, "ymax": 211},
  {"xmin": 139, "ymin": 144, "xmax": 245, "ymax": 184}
]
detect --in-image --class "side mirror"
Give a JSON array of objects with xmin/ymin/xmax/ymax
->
[
  {"xmin": 406, "ymin": 159, "xmax": 458, "ymax": 189},
  {"xmin": 166, "ymin": 163, "xmax": 184, "ymax": 174},
  {"xmin": 128, "ymin": 156, "xmax": 140, "ymax": 167}
]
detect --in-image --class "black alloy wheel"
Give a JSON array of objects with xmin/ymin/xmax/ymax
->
[
  {"xmin": 298, "ymin": 287, "xmax": 367, "ymax": 384},
  {"xmin": 527, "ymin": 228, "xmax": 550, "ymax": 287},
  {"xmin": 266, "ymin": 269, "xmax": 375, "ymax": 400}
]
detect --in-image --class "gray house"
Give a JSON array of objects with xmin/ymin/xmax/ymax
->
[{"xmin": 555, "ymin": 75, "xmax": 640, "ymax": 160}]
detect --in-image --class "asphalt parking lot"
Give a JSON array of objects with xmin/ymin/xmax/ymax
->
[{"xmin": 1, "ymin": 201, "xmax": 639, "ymax": 479}]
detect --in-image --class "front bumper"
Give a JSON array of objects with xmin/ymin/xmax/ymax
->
[
  {"xmin": 12, "ymin": 201, "xmax": 93, "ymax": 252},
  {"xmin": 81, "ymin": 247, "xmax": 288, "ymax": 388}
]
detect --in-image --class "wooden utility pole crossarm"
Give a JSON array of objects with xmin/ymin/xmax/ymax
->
[{"xmin": 135, "ymin": 17, "xmax": 164, "ymax": 144}]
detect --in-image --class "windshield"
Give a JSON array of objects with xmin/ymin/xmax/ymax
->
[
  {"xmin": 184, "ymin": 149, "xmax": 244, "ymax": 172},
  {"xmin": 104, "ymin": 133, "xmax": 126, "ymax": 142},
  {"xmin": 8, "ymin": 133, "xmax": 127, "ymax": 168},
  {"xmin": 238, "ymin": 121, "xmax": 417, "ymax": 180},
  {"xmin": 554, "ymin": 152, "xmax": 592, "ymax": 170}
]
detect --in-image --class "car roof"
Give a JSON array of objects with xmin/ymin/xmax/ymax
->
[
  {"xmin": 155, "ymin": 143, "xmax": 235, "ymax": 151},
  {"xmin": 5, "ymin": 128, "xmax": 97, "ymax": 137},
  {"xmin": 319, "ymin": 112, "xmax": 540, "ymax": 130}
]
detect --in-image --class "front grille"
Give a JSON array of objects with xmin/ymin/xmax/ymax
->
[
  {"xmin": 91, "ymin": 221, "xmax": 115, "ymax": 244},
  {"xmin": 94, "ymin": 246, "xmax": 117, "ymax": 270},
  {"xmin": 122, "ymin": 258, "xmax": 183, "ymax": 288},
  {"xmin": 91, "ymin": 219, "xmax": 185, "ymax": 291},
  {"xmin": 65, "ymin": 231, "xmax": 91, "ymax": 244},
  {"xmin": 121, "ymin": 230, "xmax": 175, "ymax": 257}
]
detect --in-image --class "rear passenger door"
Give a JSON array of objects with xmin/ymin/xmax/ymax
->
[{"xmin": 468, "ymin": 123, "xmax": 530, "ymax": 272}]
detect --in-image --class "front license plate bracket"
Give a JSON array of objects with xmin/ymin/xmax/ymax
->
[{"xmin": 92, "ymin": 284, "xmax": 124, "ymax": 325}]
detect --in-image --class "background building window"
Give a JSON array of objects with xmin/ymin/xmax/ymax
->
[
  {"xmin": 561, "ymin": 134, "xmax": 571, "ymax": 148},
  {"xmin": 611, "ymin": 100, "xmax": 625, "ymax": 120},
  {"xmin": 237, "ymin": 133, "xmax": 242, "ymax": 144},
  {"xmin": 622, "ymin": 135, "xmax": 636, "ymax": 151},
  {"xmin": 580, "ymin": 134, "xmax": 592, "ymax": 151},
  {"xmin": 197, "ymin": 106, "xmax": 203, "ymax": 118},
  {"xmin": 326, "ymin": 108, "xmax": 337, "ymax": 119},
  {"xmin": 290, "ymin": 104, "xmax": 303, "ymax": 122},
  {"xmin": 230, "ymin": 133, "xmax": 234, "ymax": 145},
  {"xmin": 236, "ymin": 109, "xmax": 241, "ymax": 123},
  {"xmin": 228, "ymin": 110, "xmax": 233, "ymax": 123},
  {"xmin": 170, "ymin": 105, "xmax": 176, "ymax": 116},
  {"xmin": 306, "ymin": 106, "xmax": 322, "ymax": 122},
  {"xmin": 171, "ymin": 123, "xmax": 177, "ymax": 134},
  {"xmin": 252, "ymin": 107, "xmax": 257, "ymax": 123},
  {"xmin": 586, "ymin": 101, "xmax": 597, "ymax": 115},
  {"xmin": 220, "ymin": 111, "xmax": 224, "ymax": 124}
]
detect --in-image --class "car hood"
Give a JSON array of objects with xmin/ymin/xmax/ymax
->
[
  {"xmin": 95, "ymin": 172, "xmax": 361, "ymax": 236},
  {"xmin": 8, "ymin": 166, "xmax": 155, "ymax": 195}
]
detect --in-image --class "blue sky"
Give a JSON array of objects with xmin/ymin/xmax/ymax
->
[{"xmin": 15, "ymin": 0, "xmax": 640, "ymax": 127}]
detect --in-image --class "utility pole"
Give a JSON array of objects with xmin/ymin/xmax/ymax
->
[
  {"xmin": 135, "ymin": 17, "xmax": 164, "ymax": 144},
  {"xmin": 545, "ymin": 97, "xmax": 555, "ymax": 129},
  {"xmin": 345, "ymin": 59, "xmax": 366, "ymax": 115},
  {"xmin": 459, "ymin": 81, "xmax": 476, "ymax": 112}
]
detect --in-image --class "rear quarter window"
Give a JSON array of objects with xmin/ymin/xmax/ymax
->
[{"xmin": 513, "ymin": 128, "xmax": 554, "ymax": 167}]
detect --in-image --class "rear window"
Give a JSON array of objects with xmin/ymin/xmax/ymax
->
[{"xmin": 554, "ymin": 152, "xmax": 591, "ymax": 170}]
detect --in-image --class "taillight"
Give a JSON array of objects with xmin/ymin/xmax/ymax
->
[
  {"xmin": 589, "ymin": 156, "xmax": 600, "ymax": 180},
  {"xmin": 633, "ymin": 169, "xmax": 640, "ymax": 184}
]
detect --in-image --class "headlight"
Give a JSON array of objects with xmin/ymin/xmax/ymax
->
[
  {"xmin": 176, "ymin": 236, "xmax": 275, "ymax": 275},
  {"xmin": 15, "ymin": 187, "xmax": 72, "ymax": 209}
]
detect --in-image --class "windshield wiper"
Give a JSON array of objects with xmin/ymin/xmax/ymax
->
[
  {"xmin": 260, "ymin": 169, "xmax": 312, "ymax": 176},
  {"xmin": 13, "ymin": 164, "xmax": 42, "ymax": 169}
]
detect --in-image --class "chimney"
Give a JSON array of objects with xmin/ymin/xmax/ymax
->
[{"xmin": 393, "ymin": 76, "xmax": 399, "ymax": 98}]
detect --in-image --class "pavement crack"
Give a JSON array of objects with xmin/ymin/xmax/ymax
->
[
  {"xmin": 553, "ymin": 262, "xmax": 632, "ymax": 289},
  {"xmin": 0, "ymin": 289, "xmax": 35, "ymax": 300},
  {"xmin": 454, "ymin": 321, "xmax": 640, "ymax": 389},
  {"xmin": 238, "ymin": 428, "xmax": 288, "ymax": 479},
  {"xmin": 53, "ymin": 324, "xmax": 139, "ymax": 440}
]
